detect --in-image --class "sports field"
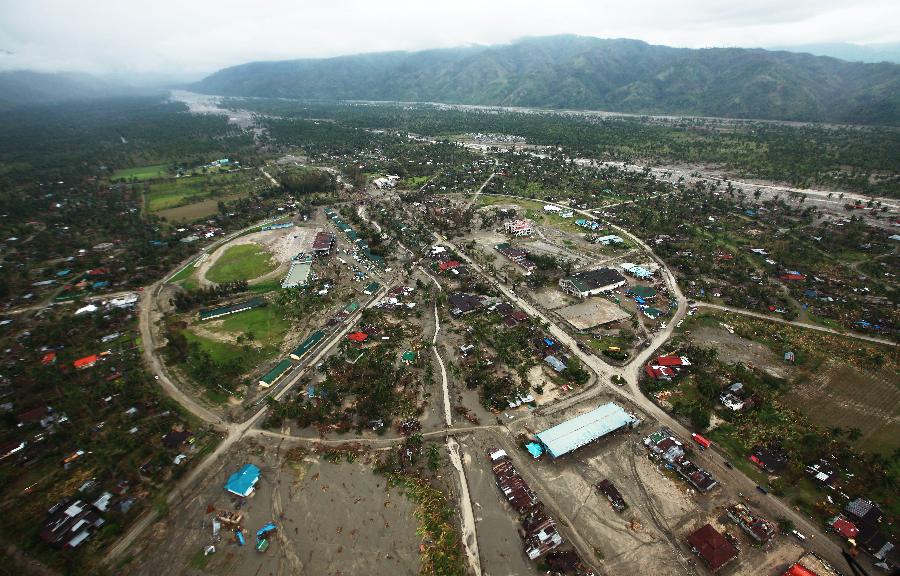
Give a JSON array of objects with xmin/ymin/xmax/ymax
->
[{"xmin": 205, "ymin": 244, "xmax": 277, "ymax": 284}]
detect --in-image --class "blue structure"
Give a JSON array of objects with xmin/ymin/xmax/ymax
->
[
  {"xmin": 235, "ymin": 530, "xmax": 245, "ymax": 545},
  {"xmin": 225, "ymin": 464, "xmax": 261, "ymax": 497},
  {"xmin": 536, "ymin": 403, "xmax": 637, "ymax": 458},
  {"xmin": 525, "ymin": 442, "xmax": 544, "ymax": 458},
  {"xmin": 256, "ymin": 522, "xmax": 277, "ymax": 541}
]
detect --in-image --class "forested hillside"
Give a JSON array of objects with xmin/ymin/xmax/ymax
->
[{"xmin": 195, "ymin": 35, "xmax": 900, "ymax": 125}]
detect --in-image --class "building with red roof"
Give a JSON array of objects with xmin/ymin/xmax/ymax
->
[
  {"xmin": 645, "ymin": 364, "xmax": 675, "ymax": 380},
  {"xmin": 438, "ymin": 260, "xmax": 460, "ymax": 272},
  {"xmin": 781, "ymin": 272, "xmax": 806, "ymax": 282},
  {"xmin": 687, "ymin": 524, "xmax": 738, "ymax": 572},
  {"xmin": 41, "ymin": 351, "xmax": 57, "ymax": 365},
  {"xmin": 73, "ymin": 355, "xmax": 99, "ymax": 370},
  {"xmin": 829, "ymin": 515, "xmax": 859, "ymax": 539},
  {"xmin": 783, "ymin": 565, "xmax": 818, "ymax": 576},
  {"xmin": 655, "ymin": 355, "xmax": 691, "ymax": 367},
  {"xmin": 346, "ymin": 332, "xmax": 368, "ymax": 343}
]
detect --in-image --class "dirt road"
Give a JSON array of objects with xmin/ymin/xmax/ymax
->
[{"xmin": 697, "ymin": 301, "xmax": 897, "ymax": 347}]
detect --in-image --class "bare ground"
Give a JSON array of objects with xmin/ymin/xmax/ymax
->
[{"xmin": 125, "ymin": 437, "xmax": 421, "ymax": 576}]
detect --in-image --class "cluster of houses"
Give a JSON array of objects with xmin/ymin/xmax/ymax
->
[
  {"xmin": 574, "ymin": 218, "xmax": 603, "ymax": 231},
  {"xmin": 542, "ymin": 204, "xmax": 574, "ymax": 218},
  {"xmin": 488, "ymin": 449, "xmax": 567, "ymax": 561},
  {"xmin": 495, "ymin": 242, "xmax": 536, "ymax": 275},
  {"xmin": 828, "ymin": 498, "xmax": 894, "ymax": 562},
  {"xmin": 430, "ymin": 245, "xmax": 468, "ymax": 277},
  {"xmin": 324, "ymin": 208, "xmax": 384, "ymax": 269},
  {"xmin": 375, "ymin": 286, "xmax": 415, "ymax": 310},
  {"xmin": 644, "ymin": 428, "xmax": 717, "ymax": 492},
  {"xmin": 719, "ymin": 382, "xmax": 756, "ymax": 412}
]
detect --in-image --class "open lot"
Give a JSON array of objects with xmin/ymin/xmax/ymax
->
[
  {"xmin": 126, "ymin": 437, "xmax": 421, "ymax": 576},
  {"xmin": 205, "ymin": 305, "xmax": 291, "ymax": 349},
  {"xmin": 205, "ymin": 244, "xmax": 279, "ymax": 284},
  {"xmin": 557, "ymin": 298, "xmax": 631, "ymax": 331}
]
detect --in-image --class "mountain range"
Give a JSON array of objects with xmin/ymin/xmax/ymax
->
[
  {"xmin": 193, "ymin": 35, "xmax": 900, "ymax": 125},
  {"xmin": 0, "ymin": 70, "xmax": 148, "ymax": 109}
]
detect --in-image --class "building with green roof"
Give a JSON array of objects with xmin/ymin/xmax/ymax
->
[{"xmin": 258, "ymin": 358, "xmax": 293, "ymax": 388}]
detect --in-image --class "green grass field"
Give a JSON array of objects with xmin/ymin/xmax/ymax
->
[
  {"xmin": 211, "ymin": 305, "xmax": 290, "ymax": 347},
  {"xmin": 206, "ymin": 244, "xmax": 278, "ymax": 284},
  {"xmin": 112, "ymin": 163, "xmax": 170, "ymax": 181},
  {"xmin": 146, "ymin": 172, "xmax": 248, "ymax": 213},
  {"xmin": 182, "ymin": 330, "xmax": 242, "ymax": 364}
]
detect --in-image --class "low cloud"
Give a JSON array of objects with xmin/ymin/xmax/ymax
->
[{"xmin": 1, "ymin": 0, "xmax": 897, "ymax": 78}]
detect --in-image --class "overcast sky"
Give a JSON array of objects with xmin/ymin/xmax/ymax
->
[{"xmin": 1, "ymin": 0, "xmax": 898, "ymax": 79}]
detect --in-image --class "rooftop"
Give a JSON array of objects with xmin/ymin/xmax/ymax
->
[
  {"xmin": 224, "ymin": 463, "xmax": 261, "ymax": 497},
  {"xmin": 536, "ymin": 402, "xmax": 636, "ymax": 458},
  {"xmin": 687, "ymin": 523, "xmax": 738, "ymax": 571}
]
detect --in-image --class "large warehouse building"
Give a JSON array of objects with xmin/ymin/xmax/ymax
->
[{"xmin": 536, "ymin": 402, "xmax": 637, "ymax": 458}]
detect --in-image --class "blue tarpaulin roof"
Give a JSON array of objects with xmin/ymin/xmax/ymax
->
[
  {"xmin": 536, "ymin": 403, "xmax": 636, "ymax": 458},
  {"xmin": 225, "ymin": 464, "xmax": 260, "ymax": 497},
  {"xmin": 525, "ymin": 442, "xmax": 544, "ymax": 458}
]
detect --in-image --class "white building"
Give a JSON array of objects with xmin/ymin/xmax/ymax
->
[{"xmin": 504, "ymin": 219, "xmax": 534, "ymax": 237}]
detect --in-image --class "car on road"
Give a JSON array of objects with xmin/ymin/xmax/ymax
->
[
  {"xmin": 791, "ymin": 530, "xmax": 806, "ymax": 541},
  {"xmin": 756, "ymin": 485, "xmax": 768, "ymax": 495},
  {"xmin": 723, "ymin": 461, "xmax": 733, "ymax": 469}
]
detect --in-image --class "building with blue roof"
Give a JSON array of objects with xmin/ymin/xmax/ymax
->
[
  {"xmin": 224, "ymin": 464, "xmax": 261, "ymax": 497},
  {"xmin": 536, "ymin": 403, "xmax": 637, "ymax": 458}
]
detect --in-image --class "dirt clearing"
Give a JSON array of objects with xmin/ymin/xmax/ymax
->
[{"xmin": 126, "ymin": 437, "xmax": 420, "ymax": 576}]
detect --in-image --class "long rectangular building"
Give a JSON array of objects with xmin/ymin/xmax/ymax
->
[
  {"xmin": 536, "ymin": 402, "xmax": 637, "ymax": 458},
  {"xmin": 258, "ymin": 358, "xmax": 293, "ymax": 388},
  {"xmin": 290, "ymin": 330, "xmax": 325, "ymax": 361},
  {"xmin": 199, "ymin": 297, "xmax": 266, "ymax": 321}
]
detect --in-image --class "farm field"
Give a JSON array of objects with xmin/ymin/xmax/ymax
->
[
  {"xmin": 112, "ymin": 163, "xmax": 170, "ymax": 181},
  {"xmin": 784, "ymin": 361, "xmax": 900, "ymax": 455},
  {"xmin": 205, "ymin": 244, "xmax": 278, "ymax": 284},
  {"xmin": 682, "ymin": 311, "xmax": 899, "ymax": 454},
  {"xmin": 145, "ymin": 172, "xmax": 251, "ymax": 213}
]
